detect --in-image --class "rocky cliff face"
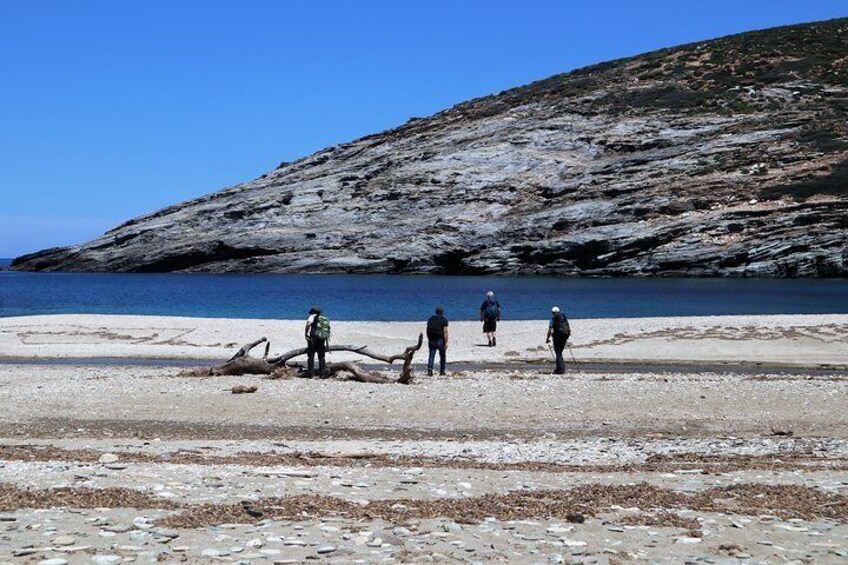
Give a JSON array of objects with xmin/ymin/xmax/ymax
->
[{"xmin": 13, "ymin": 18, "xmax": 848, "ymax": 276}]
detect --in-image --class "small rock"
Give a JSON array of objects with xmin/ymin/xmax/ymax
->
[
  {"xmin": 201, "ymin": 548, "xmax": 222, "ymax": 557},
  {"xmin": 283, "ymin": 539, "xmax": 306, "ymax": 546},
  {"xmin": 91, "ymin": 556, "xmax": 122, "ymax": 565},
  {"xmin": 316, "ymin": 545, "xmax": 336, "ymax": 554},
  {"xmin": 52, "ymin": 535, "xmax": 76, "ymax": 546},
  {"xmin": 39, "ymin": 560, "xmax": 69, "ymax": 565},
  {"xmin": 441, "ymin": 522, "xmax": 462, "ymax": 533},
  {"xmin": 99, "ymin": 453, "xmax": 119, "ymax": 464},
  {"xmin": 775, "ymin": 524, "xmax": 808, "ymax": 532},
  {"xmin": 245, "ymin": 538, "xmax": 265, "ymax": 548},
  {"xmin": 280, "ymin": 470, "xmax": 318, "ymax": 478},
  {"xmin": 562, "ymin": 539, "xmax": 587, "ymax": 547},
  {"xmin": 55, "ymin": 545, "xmax": 92, "ymax": 553},
  {"xmin": 132, "ymin": 517, "xmax": 152, "ymax": 529}
]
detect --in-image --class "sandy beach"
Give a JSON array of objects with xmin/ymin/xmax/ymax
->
[
  {"xmin": 2, "ymin": 313, "xmax": 847, "ymax": 367},
  {"xmin": 0, "ymin": 314, "xmax": 846, "ymax": 563}
]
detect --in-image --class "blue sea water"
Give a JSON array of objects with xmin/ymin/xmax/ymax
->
[{"xmin": 0, "ymin": 264, "xmax": 846, "ymax": 320}]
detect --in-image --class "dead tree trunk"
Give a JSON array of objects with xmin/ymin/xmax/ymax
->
[{"xmin": 188, "ymin": 333, "xmax": 424, "ymax": 384}]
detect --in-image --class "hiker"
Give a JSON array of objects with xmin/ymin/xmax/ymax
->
[
  {"xmin": 426, "ymin": 306, "xmax": 449, "ymax": 376},
  {"xmin": 305, "ymin": 305, "xmax": 331, "ymax": 375},
  {"xmin": 479, "ymin": 290, "xmax": 501, "ymax": 347},
  {"xmin": 545, "ymin": 306, "xmax": 571, "ymax": 374}
]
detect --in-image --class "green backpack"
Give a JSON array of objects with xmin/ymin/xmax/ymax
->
[{"xmin": 312, "ymin": 314, "xmax": 331, "ymax": 341}]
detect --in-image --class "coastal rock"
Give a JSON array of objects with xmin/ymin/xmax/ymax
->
[{"xmin": 12, "ymin": 19, "xmax": 848, "ymax": 277}]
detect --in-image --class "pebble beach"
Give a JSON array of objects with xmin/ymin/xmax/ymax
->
[{"xmin": 0, "ymin": 314, "xmax": 846, "ymax": 563}]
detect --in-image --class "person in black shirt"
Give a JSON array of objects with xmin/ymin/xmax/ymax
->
[
  {"xmin": 479, "ymin": 290, "xmax": 501, "ymax": 347},
  {"xmin": 426, "ymin": 306, "xmax": 449, "ymax": 376}
]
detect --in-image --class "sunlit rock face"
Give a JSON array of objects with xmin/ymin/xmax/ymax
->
[{"xmin": 13, "ymin": 18, "xmax": 848, "ymax": 277}]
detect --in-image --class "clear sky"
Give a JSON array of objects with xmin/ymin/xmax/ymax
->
[{"xmin": 1, "ymin": 1, "xmax": 846, "ymax": 258}]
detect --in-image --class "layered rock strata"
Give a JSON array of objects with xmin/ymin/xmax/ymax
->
[{"xmin": 13, "ymin": 18, "xmax": 848, "ymax": 276}]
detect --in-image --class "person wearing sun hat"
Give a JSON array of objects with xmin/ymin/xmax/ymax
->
[{"xmin": 545, "ymin": 306, "xmax": 571, "ymax": 374}]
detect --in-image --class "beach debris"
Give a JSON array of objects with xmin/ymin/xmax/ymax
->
[
  {"xmin": 241, "ymin": 501, "xmax": 264, "ymax": 517},
  {"xmin": 566, "ymin": 512, "xmax": 586, "ymax": 524},
  {"xmin": 231, "ymin": 384, "xmax": 258, "ymax": 394},
  {"xmin": 185, "ymin": 333, "xmax": 424, "ymax": 384},
  {"xmin": 770, "ymin": 428, "xmax": 794, "ymax": 437}
]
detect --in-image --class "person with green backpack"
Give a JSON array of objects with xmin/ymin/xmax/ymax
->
[{"xmin": 305, "ymin": 305, "xmax": 331, "ymax": 376}]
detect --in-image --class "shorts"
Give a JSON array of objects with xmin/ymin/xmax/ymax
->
[{"xmin": 482, "ymin": 319, "xmax": 497, "ymax": 333}]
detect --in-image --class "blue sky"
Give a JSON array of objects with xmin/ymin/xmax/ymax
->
[{"xmin": 1, "ymin": 1, "xmax": 846, "ymax": 257}]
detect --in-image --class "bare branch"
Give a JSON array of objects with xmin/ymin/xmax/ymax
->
[{"xmin": 227, "ymin": 337, "xmax": 268, "ymax": 362}]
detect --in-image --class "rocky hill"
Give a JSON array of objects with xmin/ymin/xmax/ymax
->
[{"xmin": 13, "ymin": 18, "xmax": 848, "ymax": 276}]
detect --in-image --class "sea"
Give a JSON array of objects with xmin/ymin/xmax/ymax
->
[{"xmin": 1, "ymin": 259, "xmax": 846, "ymax": 320}]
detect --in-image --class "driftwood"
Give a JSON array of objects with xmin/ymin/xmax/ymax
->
[{"xmin": 192, "ymin": 333, "xmax": 424, "ymax": 384}]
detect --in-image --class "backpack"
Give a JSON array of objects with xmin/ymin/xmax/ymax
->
[
  {"xmin": 312, "ymin": 314, "xmax": 331, "ymax": 341},
  {"xmin": 483, "ymin": 299, "xmax": 499, "ymax": 320},
  {"xmin": 552, "ymin": 312, "xmax": 570, "ymax": 339}
]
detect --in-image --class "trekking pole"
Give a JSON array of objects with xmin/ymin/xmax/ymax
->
[{"xmin": 566, "ymin": 341, "xmax": 578, "ymax": 365}]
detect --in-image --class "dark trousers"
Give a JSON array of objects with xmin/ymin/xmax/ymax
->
[
  {"xmin": 553, "ymin": 335, "xmax": 567, "ymax": 374},
  {"xmin": 307, "ymin": 338, "xmax": 327, "ymax": 373},
  {"xmin": 427, "ymin": 338, "xmax": 446, "ymax": 373}
]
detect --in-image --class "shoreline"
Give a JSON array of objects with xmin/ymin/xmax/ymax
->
[
  {"xmin": 1, "ymin": 313, "xmax": 846, "ymax": 367},
  {"xmin": 0, "ymin": 356, "xmax": 846, "ymax": 374}
]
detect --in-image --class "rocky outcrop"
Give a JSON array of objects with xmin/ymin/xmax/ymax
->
[{"xmin": 13, "ymin": 18, "xmax": 848, "ymax": 276}]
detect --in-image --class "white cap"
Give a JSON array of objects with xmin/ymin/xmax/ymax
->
[
  {"xmin": 486, "ymin": 291, "xmax": 494, "ymax": 297},
  {"xmin": 551, "ymin": 306, "xmax": 560, "ymax": 313}
]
